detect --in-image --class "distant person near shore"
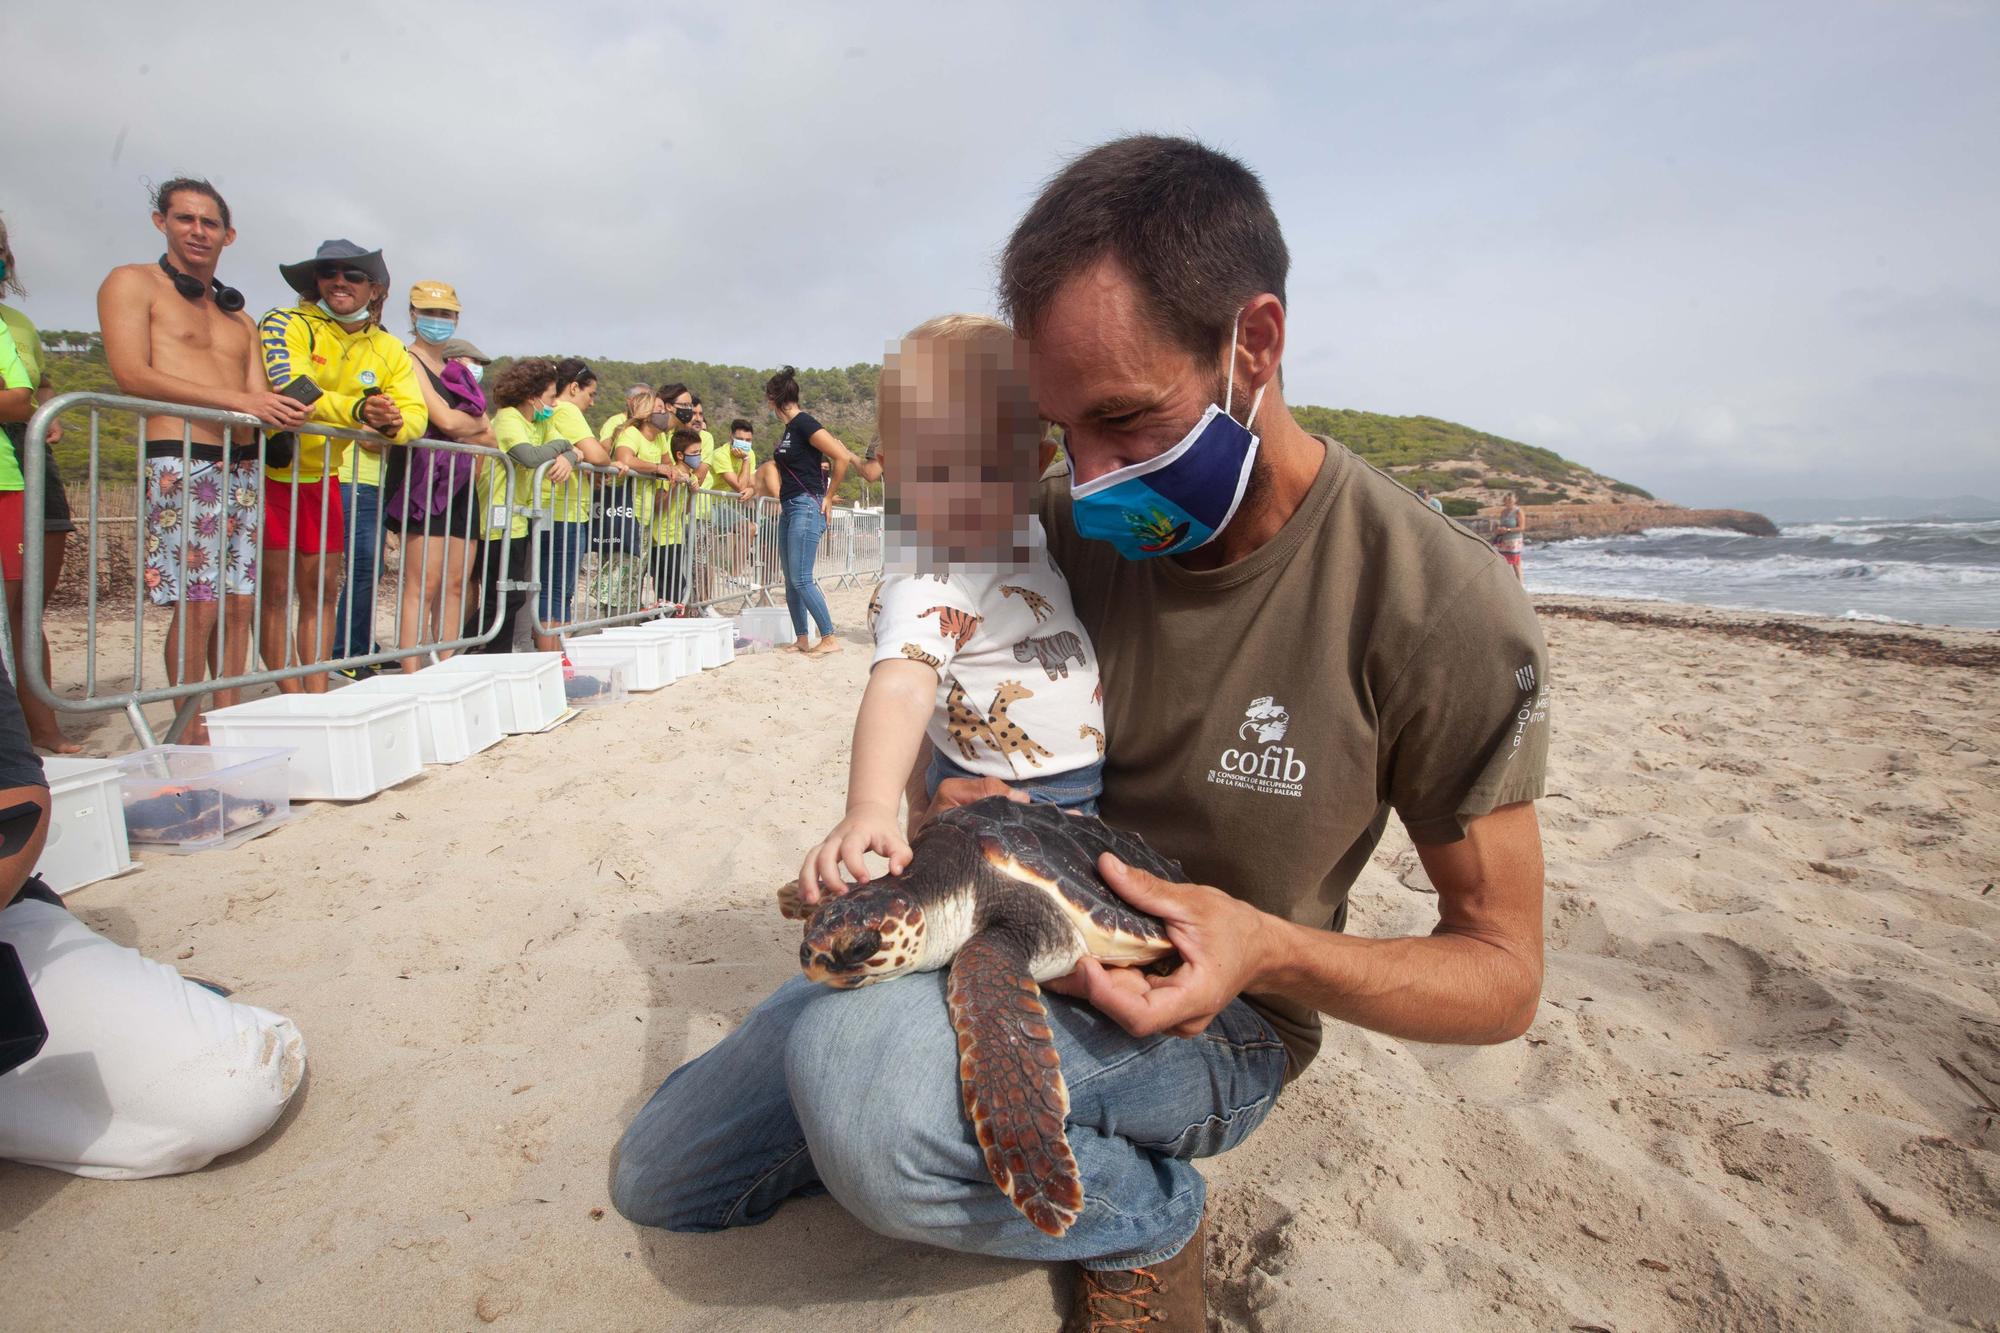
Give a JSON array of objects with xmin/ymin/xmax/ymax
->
[
  {"xmin": 0, "ymin": 215, "xmax": 78, "ymax": 753},
  {"xmin": 97, "ymin": 178, "xmax": 310, "ymax": 740},
  {"xmin": 767, "ymin": 365, "xmax": 862, "ymax": 655},
  {"xmin": 1494, "ymin": 493, "xmax": 1525, "ymax": 578},
  {"xmin": 1418, "ymin": 484, "xmax": 1444, "ymax": 514}
]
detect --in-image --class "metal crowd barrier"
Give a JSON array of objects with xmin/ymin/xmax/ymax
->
[{"xmin": 20, "ymin": 390, "xmax": 519, "ymax": 746}]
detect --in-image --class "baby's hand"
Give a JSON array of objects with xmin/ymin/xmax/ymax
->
[{"xmin": 799, "ymin": 803, "xmax": 913, "ymax": 908}]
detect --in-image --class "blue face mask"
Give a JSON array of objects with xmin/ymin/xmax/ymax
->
[
  {"xmin": 414, "ymin": 315, "xmax": 456, "ymax": 344},
  {"xmin": 682, "ymin": 451, "xmax": 703, "ymax": 466},
  {"xmin": 532, "ymin": 405, "xmax": 554, "ymax": 423},
  {"xmin": 319, "ymin": 298, "xmax": 369, "ymax": 326},
  {"xmin": 1068, "ymin": 316, "xmax": 1267, "ymax": 560}
]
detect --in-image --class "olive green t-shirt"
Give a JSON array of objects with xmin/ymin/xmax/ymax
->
[{"xmin": 1041, "ymin": 435, "xmax": 1550, "ymax": 1079}]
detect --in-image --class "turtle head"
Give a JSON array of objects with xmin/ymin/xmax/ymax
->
[{"xmin": 799, "ymin": 881, "xmax": 927, "ymax": 988}]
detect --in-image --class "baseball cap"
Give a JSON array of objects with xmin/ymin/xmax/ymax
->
[
  {"xmin": 409, "ymin": 280, "xmax": 461, "ymax": 313},
  {"xmin": 436, "ymin": 337, "xmax": 491, "ymax": 364}
]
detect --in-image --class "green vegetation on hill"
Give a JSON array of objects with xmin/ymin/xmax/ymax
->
[{"xmin": 34, "ymin": 334, "xmax": 1639, "ymax": 508}]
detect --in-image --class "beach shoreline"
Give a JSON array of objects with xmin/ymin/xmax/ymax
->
[{"xmin": 0, "ymin": 586, "xmax": 1995, "ymax": 1330}]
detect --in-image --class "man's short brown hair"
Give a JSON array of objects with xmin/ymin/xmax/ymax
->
[
  {"xmin": 151, "ymin": 176, "xmax": 233, "ymax": 230},
  {"xmin": 998, "ymin": 135, "xmax": 1288, "ymax": 361}
]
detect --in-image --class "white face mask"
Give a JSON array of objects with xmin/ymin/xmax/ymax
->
[{"xmin": 461, "ymin": 361, "xmax": 484, "ymax": 383}]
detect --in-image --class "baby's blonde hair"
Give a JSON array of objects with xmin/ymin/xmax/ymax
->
[{"xmin": 901, "ymin": 312, "xmax": 1015, "ymax": 343}]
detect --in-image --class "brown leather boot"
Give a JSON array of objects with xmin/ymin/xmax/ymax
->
[{"xmin": 1061, "ymin": 1214, "xmax": 1207, "ymax": 1332}]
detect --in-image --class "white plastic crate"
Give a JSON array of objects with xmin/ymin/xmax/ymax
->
[
  {"xmin": 735, "ymin": 606, "xmax": 795, "ymax": 650},
  {"xmin": 421, "ymin": 652, "xmax": 566, "ymax": 733},
  {"xmin": 620, "ymin": 618, "xmax": 729, "ymax": 669},
  {"xmin": 563, "ymin": 633, "xmax": 681, "ymax": 690},
  {"xmin": 602, "ymin": 623, "xmax": 708, "ymax": 674},
  {"xmin": 111, "ymin": 745, "xmax": 293, "ymax": 851},
  {"xmin": 204, "ymin": 693, "xmax": 424, "ymax": 801},
  {"xmin": 37, "ymin": 756, "xmax": 134, "ymax": 894},
  {"xmin": 347, "ymin": 672, "xmax": 504, "ymax": 765}
]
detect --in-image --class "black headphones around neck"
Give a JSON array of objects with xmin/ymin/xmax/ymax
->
[{"xmin": 158, "ymin": 254, "xmax": 245, "ymax": 313}]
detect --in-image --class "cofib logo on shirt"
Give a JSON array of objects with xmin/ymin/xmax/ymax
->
[{"xmin": 1208, "ymin": 695, "xmax": 1307, "ymax": 799}]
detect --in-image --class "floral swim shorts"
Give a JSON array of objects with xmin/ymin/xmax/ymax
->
[{"xmin": 143, "ymin": 456, "xmax": 261, "ymax": 605}]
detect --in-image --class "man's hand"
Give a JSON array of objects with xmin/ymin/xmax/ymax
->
[
  {"xmin": 242, "ymin": 391, "xmax": 310, "ymax": 429},
  {"xmin": 917, "ymin": 775, "xmax": 1028, "ymax": 832},
  {"xmin": 1044, "ymin": 855, "xmax": 1278, "ymax": 1039},
  {"xmin": 360, "ymin": 393, "xmax": 404, "ymax": 435}
]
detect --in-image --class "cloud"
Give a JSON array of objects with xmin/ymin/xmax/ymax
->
[{"xmin": 5, "ymin": 0, "xmax": 1997, "ymax": 508}]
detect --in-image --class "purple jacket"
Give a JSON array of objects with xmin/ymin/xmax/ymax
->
[{"xmin": 388, "ymin": 360, "xmax": 487, "ymax": 522}]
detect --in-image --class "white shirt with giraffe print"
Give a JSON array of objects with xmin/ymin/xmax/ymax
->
[{"xmin": 870, "ymin": 542, "xmax": 1105, "ymax": 784}]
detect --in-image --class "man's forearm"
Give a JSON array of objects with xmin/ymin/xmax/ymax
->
[
  {"xmin": 1255, "ymin": 922, "xmax": 1541, "ymax": 1045},
  {"xmin": 109, "ymin": 364, "xmax": 248, "ymax": 415}
]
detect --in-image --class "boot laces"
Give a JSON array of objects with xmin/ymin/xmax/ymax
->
[{"xmin": 1081, "ymin": 1264, "xmax": 1164, "ymax": 1330}]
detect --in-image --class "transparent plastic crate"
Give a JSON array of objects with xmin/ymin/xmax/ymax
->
[
  {"xmin": 110, "ymin": 745, "xmax": 293, "ymax": 852},
  {"xmin": 422, "ymin": 652, "xmax": 566, "ymax": 732},
  {"xmin": 204, "ymin": 693, "xmax": 423, "ymax": 801},
  {"xmin": 564, "ymin": 665, "xmax": 629, "ymax": 709},
  {"xmin": 38, "ymin": 756, "xmax": 136, "ymax": 890}
]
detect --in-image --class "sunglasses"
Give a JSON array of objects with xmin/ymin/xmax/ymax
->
[{"xmin": 316, "ymin": 264, "xmax": 372, "ymax": 284}]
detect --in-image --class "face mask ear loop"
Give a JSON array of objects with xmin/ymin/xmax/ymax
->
[{"xmin": 1224, "ymin": 311, "xmax": 1241, "ymax": 419}]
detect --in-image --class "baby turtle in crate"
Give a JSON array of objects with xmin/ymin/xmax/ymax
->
[
  {"xmin": 124, "ymin": 786, "xmax": 275, "ymax": 845},
  {"xmin": 778, "ymin": 796, "xmax": 1180, "ymax": 1237}
]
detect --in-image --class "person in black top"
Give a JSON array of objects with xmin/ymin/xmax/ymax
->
[
  {"xmin": 0, "ymin": 658, "xmax": 308, "ymax": 1176},
  {"xmin": 766, "ymin": 365, "xmax": 863, "ymax": 655}
]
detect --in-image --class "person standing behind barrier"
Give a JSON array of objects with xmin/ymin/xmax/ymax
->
[
  {"xmin": 258, "ymin": 240, "xmax": 427, "ymax": 692},
  {"xmin": 97, "ymin": 179, "xmax": 310, "ymax": 741},
  {"xmin": 604, "ymin": 389, "xmax": 667, "ymax": 609},
  {"xmin": 438, "ymin": 337, "xmax": 493, "ymax": 386},
  {"xmin": 469, "ymin": 359, "xmax": 577, "ymax": 654},
  {"xmin": 541, "ymin": 359, "xmax": 618, "ymax": 644},
  {"xmin": 0, "ymin": 219, "xmax": 79, "ymax": 754},
  {"xmin": 767, "ymin": 365, "xmax": 859, "ymax": 655},
  {"xmin": 381, "ymin": 282, "xmax": 492, "ymax": 672},
  {"xmin": 654, "ymin": 426, "xmax": 709, "ymax": 607}
]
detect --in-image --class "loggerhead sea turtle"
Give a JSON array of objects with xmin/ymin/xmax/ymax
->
[
  {"xmin": 778, "ymin": 796, "xmax": 1183, "ymax": 1237},
  {"xmin": 123, "ymin": 787, "xmax": 276, "ymax": 845}
]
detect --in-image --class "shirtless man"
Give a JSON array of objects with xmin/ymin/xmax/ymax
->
[{"xmin": 98, "ymin": 178, "xmax": 308, "ymax": 738}]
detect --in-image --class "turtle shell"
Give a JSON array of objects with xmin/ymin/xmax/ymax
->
[{"xmin": 939, "ymin": 796, "xmax": 1179, "ymax": 960}]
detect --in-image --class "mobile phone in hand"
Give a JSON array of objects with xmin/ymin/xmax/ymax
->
[{"xmin": 277, "ymin": 376, "xmax": 323, "ymax": 406}]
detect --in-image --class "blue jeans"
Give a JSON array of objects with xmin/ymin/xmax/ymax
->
[
  {"xmin": 536, "ymin": 521, "xmax": 586, "ymax": 627},
  {"xmin": 927, "ymin": 749, "xmax": 1104, "ymax": 814},
  {"xmin": 333, "ymin": 479, "xmax": 381, "ymax": 660},
  {"xmin": 778, "ymin": 493, "xmax": 833, "ymax": 639},
  {"xmin": 610, "ymin": 971, "xmax": 1286, "ymax": 1269}
]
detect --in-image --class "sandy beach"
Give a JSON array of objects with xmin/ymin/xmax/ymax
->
[{"xmin": 0, "ymin": 586, "xmax": 1995, "ymax": 1331}]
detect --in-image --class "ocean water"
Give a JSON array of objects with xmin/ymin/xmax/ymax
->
[{"xmin": 1522, "ymin": 516, "xmax": 2000, "ymax": 629}]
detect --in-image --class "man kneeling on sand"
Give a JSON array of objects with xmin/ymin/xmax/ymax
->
[{"xmin": 613, "ymin": 136, "xmax": 1551, "ymax": 1331}]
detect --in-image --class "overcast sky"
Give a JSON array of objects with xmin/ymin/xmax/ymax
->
[{"xmin": 8, "ymin": 1, "xmax": 1995, "ymax": 507}]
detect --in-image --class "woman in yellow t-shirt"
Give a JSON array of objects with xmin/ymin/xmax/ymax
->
[
  {"xmin": 600, "ymin": 389, "xmax": 666, "ymax": 610},
  {"xmin": 465, "ymin": 358, "xmax": 575, "ymax": 654},
  {"xmin": 537, "ymin": 359, "xmax": 619, "ymax": 642}
]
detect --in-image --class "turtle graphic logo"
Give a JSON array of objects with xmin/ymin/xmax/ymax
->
[
  {"xmin": 1127, "ymin": 507, "xmax": 1190, "ymax": 554},
  {"xmin": 1238, "ymin": 696, "xmax": 1290, "ymax": 745}
]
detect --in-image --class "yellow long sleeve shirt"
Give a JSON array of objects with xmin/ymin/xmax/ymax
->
[{"xmin": 258, "ymin": 303, "xmax": 428, "ymax": 484}]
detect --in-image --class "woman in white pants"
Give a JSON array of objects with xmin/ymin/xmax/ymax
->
[{"xmin": 0, "ymin": 667, "xmax": 306, "ymax": 1178}]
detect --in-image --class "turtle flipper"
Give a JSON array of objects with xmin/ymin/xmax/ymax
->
[
  {"xmin": 946, "ymin": 929, "xmax": 1083, "ymax": 1237},
  {"xmin": 776, "ymin": 880, "xmax": 812, "ymax": 921}
]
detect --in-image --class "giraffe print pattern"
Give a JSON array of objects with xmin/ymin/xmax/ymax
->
[
  {"xmin": 999, "ymin": 584, "xmax": 1054, "ymax": 622},
  {"xmin": 1078, "ymin": 724, "xmax": 1105, "ymax": 758},
  {"xmin": 984, "ymin": 680, "xmax": 1056, "ymax": 769}
]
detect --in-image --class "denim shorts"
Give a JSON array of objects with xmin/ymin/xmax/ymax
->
[{"xmin": 925, "ymin": 748, "xmax": 1103, "ymax": 814}]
